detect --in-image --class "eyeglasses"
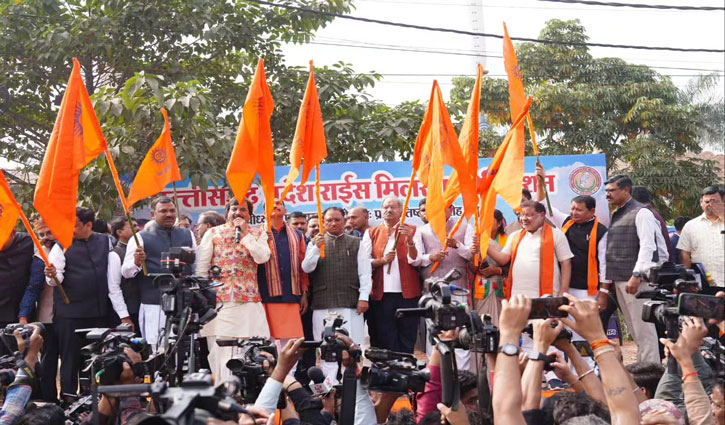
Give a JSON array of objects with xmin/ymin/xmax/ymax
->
[{"xmin": 36, "ymin": 232, "xmax": 51, "ymax": 238}]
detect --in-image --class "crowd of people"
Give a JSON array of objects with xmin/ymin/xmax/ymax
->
[{"xmin": 0, "ymin": 171, "xmax": 722, "ymax": 425}]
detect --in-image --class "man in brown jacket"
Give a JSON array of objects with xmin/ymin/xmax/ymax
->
[{"xmin": 361, "ymin": 197, "xmax": 420, "ymax": 353}]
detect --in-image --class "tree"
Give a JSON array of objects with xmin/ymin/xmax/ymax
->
[
  {"xmin": 1, "ymin": 0, "xmax": 424, "ymax": 217},
  {"xmin": 448, "ymin": 19, "xmax": 721, "ymax": 220}
]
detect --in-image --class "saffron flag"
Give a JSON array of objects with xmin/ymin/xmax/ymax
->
[
  {"xmin": 503, "ymin": 22, "xmax": 526, "ymax": 120},
  {"xmin": 413, "ymin": 81, "xmax": 475, "ymax": 246},
  {"xmin": 226, "ymin": 58, "xmax": 276, "ymax": 223},
  {"xmin": 33, "ymin": 58, "xmax": 108, "ymax": 248},
  {"xmin": 477, "ymin": 98, "xmax": 532, "ymax": 257},
  {"xmin": 0, "ymin": 171, "xmax": 21, "ymax": 248},
  {"xmin": 126, "ymin": 108, "xmax": 182, "ymax": 206},
  {"xmin": 280, "ymin": 61, "xmax": 328, "ymax": 201},
  {"xmin": 443, "ymin": 64, "xmax": 484, "ymax": 219}
]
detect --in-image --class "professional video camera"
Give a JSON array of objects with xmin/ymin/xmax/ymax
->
[
  {"xmin": 701, "ymin": 337, "xmax": 725, "ymax": 379},
  {"xmin": 217, "ymin": 337, "xmax": 277, "ymax": 403},
  {"xmin": 1, "ymin": 322, "xmax": 45, "ymax": 353},
  {"xmin": 361, "ymin": 347, "xmax": 430, "ymax": 393},
  {"xmin": 96, "ymin": 372, "xmax": 248, "ymax": 425},
  {"xmin": 77, "ymin": 324, "xmax": 148, "ymax": 387},
  {"xmin": 319, "ymin": 314, "xmax": 360, "ymax": 364}
]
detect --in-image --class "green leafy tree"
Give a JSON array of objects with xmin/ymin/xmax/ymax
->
[{"xmin": 448, "ymin": 19, "xmax": 721, "ymax": 220}]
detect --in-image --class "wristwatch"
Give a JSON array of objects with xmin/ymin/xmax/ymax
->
[
  {"xmin": 498, "ymin": 344, "xmax": 520, "ymax": 357},
  {"xmin": 632, "ymin": 271, "xmax": 641, "ymax": 278},
  {"xmin": 528, "ymin": 351, "xmax": 547, "ymax": 362}
]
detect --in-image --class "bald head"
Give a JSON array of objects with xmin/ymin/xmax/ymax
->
[{"xmin": 348, "ymin": 206, "xmax": 369, "ymax": 233}]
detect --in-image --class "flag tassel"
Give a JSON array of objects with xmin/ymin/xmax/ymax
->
[
  {"xmin": 387, "ymin": 171, "xmax": 416, "ymax": 274},
  {"xmin": 104, "ymin": 150, "xmax": 147, "ymax": 275}
]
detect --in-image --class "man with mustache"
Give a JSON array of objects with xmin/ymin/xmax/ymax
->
[
  {"xmin": 677, "ymin": 185, "xmax": 724, "ymax": 288},
  {"xmin": 361, "ymin": 197, "xmax": 420, "ymax": 353},
  {"xmin": 196, "ymin": 197, "xmax": 271, "ymax": 382},
  {"xmin": 603, "ymin": 175, "xmax": 667, "ymax": 362},
  {"xmin": 121, "ymin": 196, "xmax": 197, "ymax": 348},
  {"xmin": 17, "ymin": 217, "xmax": 59, "ymax": 402}
]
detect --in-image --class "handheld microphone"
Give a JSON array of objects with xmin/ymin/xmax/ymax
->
[
  {"xmin": 235, "ymin": 226, "xmax": 242, "ymax": 243},
  {"xmin": 307, "ymin": 366, "xmax": 334, "ymax": 396}
]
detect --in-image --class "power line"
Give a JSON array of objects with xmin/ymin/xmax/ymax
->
[
  {"xmin": 309, "ymin": 41, "xmax": 725, "ymax": 73},
  {"xmin": 539, "ymin": 0, "xmax": 725, "ymax": 11},
  {"xmin": 243, "ymin": 0, "xmax": 725, "ymax": 53},
  {"xmin": 356, "ymin": 0, "xmax": 695, "ymax": 11}
]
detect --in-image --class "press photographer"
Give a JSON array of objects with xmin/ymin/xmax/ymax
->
[{"xmin": 0, "ymin": 323, "xmax": 43, "ymax": 423}]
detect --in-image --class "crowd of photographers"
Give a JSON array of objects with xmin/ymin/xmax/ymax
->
[{"xmin": 0, "ymin": 177, "xmax": 722, "ymax": 425}]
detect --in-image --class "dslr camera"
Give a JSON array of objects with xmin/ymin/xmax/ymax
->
[
  {"xmin": 219, "ymin": 337, "xmax": 277, "ymax": 403},
  {"xmin": 77, "ymin": 324, "xmax": 148, "ymax": 386},
  {"xmin": 319, "ymin": 314, "xmax": 361, "ymax": 364},
  {"xmin": 2, "ymin": 322, "xmax": 45, "ymax": 353},
  {"xmin": 361, "ymin": 347, "xmax": 430, "ymax": 393}
]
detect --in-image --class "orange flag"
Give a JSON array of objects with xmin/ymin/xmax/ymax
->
[
  {"xmin": 413, "ymin": 81, "xmax": 475, "ymax": 246},
  {"xmin": 0, "ymin": 171, "xmax": 21, "ymax": 248},
  {"xmin": 478, "ymin": 98, "xmax": 532, "ymax": 257},
  {"xmin": 280, "ymin": 61, "xmax": 328, "ymax": 201},
  {"xmin": 226, "ymin": 58, "xmax": 276, "ymax": 224},
  {"xmin": 503, "ymin": 22, "xmax": 526, "ymax": 120},
  {"xmin": 126, "ymin": 109, "xmax": 182, "ymax": 206},
  {"xmin": 443, "ymin": 64, "xmax": 484, "ymax": 219},
  {"xmin": 33, "ymin": 58, "xmax": 107, "ymax": 248}
]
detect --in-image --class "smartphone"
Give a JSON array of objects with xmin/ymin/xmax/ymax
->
[
  {"xmin": 300, "ymin": 340, "xmax": 323, "ymax": 349},
  {"xmin": 572, "ymin": 340, "xmax": 594, "ymax": 358},
  {"xmin": 677, "ymin": 293, "xmax": 725, "ymax": 322},
  {"xmin": 528, "ymin": 297, "xmax": 569, "ymax": 320}
]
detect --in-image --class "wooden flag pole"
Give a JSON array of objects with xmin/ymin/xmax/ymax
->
[
  {"xmin": 104, "ymin": 150, "xmax": 148, "ymax": 275},
  {"xmin": 387, "ymin": 171, "xmax": 416, "ymax": 274},
  {"xmin": 526, "ymin": 114, "xmax": 553, "ymax": 214},
  {"xmin": 429, "ymin": 213, "xmax": 466, "ymax": 274},
  {"xmin": 315, "ymin": 165, "xmax": 325, "ymax": 258}
]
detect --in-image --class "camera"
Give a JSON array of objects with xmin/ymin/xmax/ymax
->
[
  {"xmin": 77, "ymin": 324, "xmax": 149, "ymax": 386},
  {"xmin": 361, "ymin": 348, "xmax": 430, "ymax": 393},
  {"xmin": 700, "ymin": 337, "xmax": 725, "ymax": 380},
  {"xmin": 458, "ymin": 313, "xmax": 500, "ymax": 353},
  {"xmin": 160, "ymin": 247, "xmax": 196, "ymax": 278},
  {"xmin": 643, "ymin": 262, "xmax": 699, "ymax": 291},
  {"xmin": 219, "ymin": 337, "xmax": 277, "ymax": 403},
  {"xmin": 522, "ymin": 322, "xmax": 572, "ymax": 342},
  {"xmin": 1, "ymin": 322, "xmax": 45, "ymax": 353},
  {"xmin": 319, "ymin": 314, "xmax": 360, "ymax": 364}
]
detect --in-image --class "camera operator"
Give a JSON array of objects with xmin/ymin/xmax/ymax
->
[
  {"xmin": 0, "ymin": 324, "xmax": 43, "ymax": 424},
  {"xmin": 80, "ymin": 348, "xmax": 145, "ymax": 425},
  {"xmin": 653, "ymin": 317, "xmax": 716, "ymax": 424},
  {"xmin": 252, "ymin": 338, "xmax": 305, "ymax": 415}
]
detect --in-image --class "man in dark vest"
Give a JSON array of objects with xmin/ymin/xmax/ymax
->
[
  {"xmin": 44, "ymin": 207, "xmax": 120, "ymax": 397},
  {"xmin": 361, "ymin": 197, "xmax": 420, "ymax": 353},
  {"xmin": 603, "ymin": 175, "xmax": 668, "ymax": 362},
  {"xmin": 301, "ymin": 206, "xmax": 372, "ymax": 377},
  {"xmin": 0, "ymin": 228, "xmax": 33, "ymax": 356},
  {"xmin": 536, "ymin": 165, "xmax": 608, "ymax": 306},
  {"xmin": 121, "ymin": 196, "xmax": 196, "ymax": 348},
  {"xmin": 109, "ymin": 216, "xmax": 140, "ymax": 333}
]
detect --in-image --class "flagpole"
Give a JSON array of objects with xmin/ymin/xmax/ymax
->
[
  {"xmin": 315, "ymin": 165, "xmax": 325, "ymax": 258},
  {"xmin": 429, "ymin": 213, "xmax": 466, "ymax": 274},
  {"xmin": 526, "ymin": 114, "xmax": 553, "ymax": 214},
  {"xmin": 387, "ymin": 170, "xmax": 416, "ymax": 274},
  {"xmin": 104, "ymin": 150, "xmax": 148, "ymax": 275},
  {"xmin": 13, "ymin": 200, "xmax": 71, "ymax": 304},
  {"xmin": 172, "ymin": 181, "xmax": 182, "ymax": 223}
]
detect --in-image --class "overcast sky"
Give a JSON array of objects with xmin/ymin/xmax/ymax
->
[{"xmin": 281, "ymin": 0, "xmax": 725, "ymax": 106}]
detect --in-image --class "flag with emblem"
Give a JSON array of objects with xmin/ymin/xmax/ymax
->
[
  {"xmin": 33, "ymin": 58, "xmax": 108, "ymax": 248},
  {"xmin": 126, "ymin": 108, "xmax": 182, "ymax": 206}
]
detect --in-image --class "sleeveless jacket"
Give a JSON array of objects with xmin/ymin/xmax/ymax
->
[
  {"xmin": 137, "ymin": 223, "xmax": 194, "ymax": 305},
  {"xmin": 606, "ymin": 199, "xmax": 657, "ymax": 281},
  {"xmin": 309, "ymin": 233, "xmax": 361, "ymax": 310},
  {"xmin": 369, "ymin": 225, "xmax": 421, "ymax": 301},
  {"xmin": 112, "ymin": 242, "xmax": 140, "ymax": 315}
]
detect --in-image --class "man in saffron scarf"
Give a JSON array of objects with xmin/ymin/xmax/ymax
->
[{"xmin": 486, "ymin": 200, "xmax": 573, "ymax": 300}]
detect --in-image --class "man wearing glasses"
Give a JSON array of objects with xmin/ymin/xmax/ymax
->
[
  {"xmin": 677, "ymin": 185, "xmax": 725, "ymax": 288},
  {"xmin": 602, "ymin": 175, "xmax": 668, "ymax": 362}
]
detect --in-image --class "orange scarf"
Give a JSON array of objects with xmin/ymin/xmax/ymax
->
[
  {"xmin": 507, "ymin": 223, "xmax": 555, "ymax": 300},
  {"xmin": 561, "ymin": 216, "xmax": 599, "ymax": 296}
]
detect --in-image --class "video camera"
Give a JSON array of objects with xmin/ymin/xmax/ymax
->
[
  {"xmin": 77, "ymin": 324, "xmax": 148, "ymax": 386},
  {"xmin": 217, "ymin": 337, "xmax": 277, "ymax": 403},
  {"xmin": 319, "ymin": 313, "xmax": 361, "ymax": 364},
  {"xmin": 1, "ymin": 322, "xmax": 45, "ymax": 353},
  {"xmin": 396, "ymin": 269, "xmax": 500, "ymax": 352},
  {"xmin": 361, "ymin": 347, "xmax": 430, "ymax": 393},
  {"xmin": 638, "ymin": 262, "xmax": 700, "ymax": 327}
]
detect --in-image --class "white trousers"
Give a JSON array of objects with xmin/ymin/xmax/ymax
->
[
  {"xmin": 139, "ymin": 303, "xmax": 167, "ymax": 350},
  {"xmin": 312, "ymin": 307, "xmax": 365, "ymax": 379},
  {"xmin": 613, "ymin": 280, "xmax": 660, "ymax": 362}
]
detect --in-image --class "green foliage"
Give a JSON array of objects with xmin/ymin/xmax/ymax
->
[{"xmin": 449, "ymin": 19, "xmax": 721, "ymax": 220}]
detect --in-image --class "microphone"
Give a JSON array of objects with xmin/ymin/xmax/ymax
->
[
  {"xmin": 307, "ymin": 366, "xmax": 334, "ymax": 396},
  {"xmin": 235, "ymin": 226, "xmax": 242, "ymax": 243}
]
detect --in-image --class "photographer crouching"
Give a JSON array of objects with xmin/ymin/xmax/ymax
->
[{"xmin": 0, "ymin": 323, "xmax": 43, "ymax": 424}]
